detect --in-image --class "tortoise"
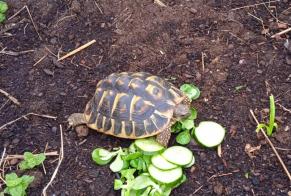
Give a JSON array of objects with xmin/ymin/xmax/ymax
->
[{"xmin": 68, "ymin": 72, "xmax": 191, "ymax": 146}]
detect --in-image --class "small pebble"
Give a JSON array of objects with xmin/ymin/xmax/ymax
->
[
  {"xmin": 286, "ymin": 55, "xmax": 291, "ymax": 65},
  {"xmin": 51, "ymin": 126, "xmax": 57, "ymax": 133},
  {"xmin": 199, "ymin": 152, "xmax": 207, "ymax": 161},
  {"xmin": 75, "ymin": 125, "xmax": 89, "ymax": 137},
  {"xmin": 251, "ymin": 177, "xmax": 259, "ymax": 186},
  {"xmin": 213, "ymin": 182, "xmax": 224, "ymax": 195},
  {"xmin": 243, "ymin": 185, "xmax": 250, "ymax": 191},
  {"xmin": 9, "ymin": 158, "xmax": 19, "ymax": 165},
  {"xmin": 12, "ymin": 138, "xmax": 20, "ymax": 144},
  {"xmin": 239, "ymin": 59, "xmax": 246, "ymax": 65},
  {"xmin": 43, "ymin": 69, "xmax": 54, "ymax": 76},
  {"xmin": 189, "ymin": 8, "xmax": 197, "ymax": 14},
  {"xmin": 228, "ymin": 44, "xmax": 234, "ymax": 49},
  {"xmin": 50, "ymin": 37, "xmax": 57, "ymax": 45},
  {"xmin": 257, "ymin": 69, "xmax": 263, "ymax": 74}
]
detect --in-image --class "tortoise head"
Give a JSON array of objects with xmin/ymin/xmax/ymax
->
[
  {"xmin": 173, "ymin": 104, "xmax": 190, "ymax": 120},
  {"xmin": 67, "ymin": 113, "xmax": 87, "ymax": 129}
]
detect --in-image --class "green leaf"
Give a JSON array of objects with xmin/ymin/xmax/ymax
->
[
  {"xmin": 181, "ymin": 119, "xmax": 194, "ymax": 130},
  {"xmin": 92, "ymin": 148, "xmax": 115, "ymax": 165},
  {"xmin": 187, "ymin": 108, "xmax": 197, "ymax": 120},
  {"xmin": 21, "ymin": 175, "xmax": 34, "ymax": 190},
  {"xmin": 114, "ymin": 179, "xmax": 124, "ymax": 190},
  {"xmin": 255, "ymin": 124, "xmax": 268, "ymax": 133},
  {"xmin": 234, "ymin": 85, "xmax": 246, "ymax": 91},
  {"xmin": 180, "ymin": 84, "xmax": 200, "ymax": 101},
  {"xmin": 0, "ymin": 1, "xmax": 8, "ymax": 13},
  {"xmin": 4, "ymin": 173, "xmax": 34, "ymax": 196},
  {"xmin": 128, "ymin": 143, "xmax": 137, "ymax": 153},
  {"xmin": 19, "ymin": 152, "xmax": 46, "ymax": 170},
  {"xmin": 0, "ymin": 13, "xmax": 5, "ymax": 23},
  {"xmin": 131, "ymin": 175, "xmax": 157, "ymax": 190},
  {"xmin": 176, "ymin": 130, "xmax": 191, "ymax": 145},
  {"xmin": 120, "ymin": 169, "xmax": 136, "ymax": 181},
  {"xmin": 171, "ymin": 122, "xmax": 182, "ymax": 133},
  {"xmin": 141, "ymin": 187, "xmax": 152, "ymax": 196},
  {"xmin": 98, "ymin": 149, "xmax": 111, "ymax": 157},
  {"xmin": 123, "ymin": 152, "xmax": 142, "ymax": 161},
  {"xmin": 129, "ymin": 159, "xmax": 139, "ymax": 168},
  {"xmin": 110, "ymin": 154, "xmax": 124, "ymax": 172},
  {"xmin": 267, "ymin": 94, "xmax": 277, "ymax": 136},
  {"xmin": 6, "ymin": 186, "xmax": 24, "ymax": 196},
  {"xmin": 5, "ymin": 173, "xmax": 22, "ymax": 187},
  {"xmin": 172, "ymin": 174, "xmax": 187, "ymax": 188}
]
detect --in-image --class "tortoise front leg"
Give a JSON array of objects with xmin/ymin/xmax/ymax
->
[{"xmin": 156, "ymin": 127, "xmax": 171, "ymax": 147}]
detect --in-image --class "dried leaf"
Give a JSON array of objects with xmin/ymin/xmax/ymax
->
[{"xmin": 245, "ymin": 143, "xmax": 261, "ymax": 158}]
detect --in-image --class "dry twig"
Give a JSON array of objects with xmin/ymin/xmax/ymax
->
[
  {"xmin": 271, "ymin": 27, "xmax": 291, "ymax": 38},
  {"xmin": 94, "ymin": 0, "xmax": 103, "ymax": 14},
  {"xmin": 193, "ymin": 185, "xmax": 203, "ymax": 194},
  {"xmin": 8, "ymin": 6, "xmax": 42, "ymax": 40},
  {"xmin": 0, "ymin": 113, "xmax": 57, "ymax": 131},
  {"xmin": 58, "ymin": 40, "xmax": 96, "ymax": 61},
  {"xmin": 0, "ymin": 100, "xmax": 10, "ymax": 112},
  {"xmin": 33, "ymin": 54, "xmax": 47, "ymax": 67},
  {"xmin": 42, "ymin": 125, "xmax": 64, "ymax": 196},
  {"xmin": 250, "ymin": 109, "xmax": 291, "ymax": 181},
  {"xmin": 207, "ymin": 170, "xmax": 240, "ymax": 182},
  {"xmin": 201, "ymin": 52, "xmax": 206, "ymax": 72},
  {"xmin": 0, "ymin": 148, "xmax": 6, "ymax": 169},
  {"xmin": 0, "ymin": 89, "xmax": 21, "ymax": 106},
  {"xmin": 5, "ymin": 151, "xmax": 58, "ymax": 160},
  {"xmin": 231, "ymin": 0, "xmax": 281, "ymax": 11},
  {"xmin": 0, "ymin": 47, "xmax": 34, "ymax": 56},
  {"xmin": 276, "ymin": 102, "xmax": 291, "ymax": 114},
  {"xmin": 154, "ymin": 0, "xmax": 167, "ymax": 7}
]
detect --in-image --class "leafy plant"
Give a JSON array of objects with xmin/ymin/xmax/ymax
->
[
  {"xmin": 255, "ymin": 94, "xmax": 278, "ymax": 136},
  {"xmin": 171, "ymin": 94, "xmax": 198, "ymax": 145},
  {"xmin": 180, "ymin": 84, "xmax": 200, "ymax": 101},
  {"xmin": 92, "ymin": 147, "xmax": 121, "ymax": 165},
  {"xmin": 3, "ymin": 173, "xmax": 34, "ymax": 196},
  {"xmin": 18, "ymin": 152, "xmax": 46, "ymax": 170},
  {"xmin": 92, "ymin": 139, "xmax": 192, "ymax": 196},
  {"xmin": 0, "ymin": 1, "xmax": 8, "ymax": 23}
]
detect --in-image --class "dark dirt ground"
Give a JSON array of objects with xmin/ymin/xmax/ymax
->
[{"xmin": 0, "ymin": 0, "xmax": 291, "ymax": 195}]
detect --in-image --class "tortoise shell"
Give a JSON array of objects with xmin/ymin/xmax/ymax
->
[{"xmin": 83, "ymin": 72, "xmax": 187, "ymax": 139}]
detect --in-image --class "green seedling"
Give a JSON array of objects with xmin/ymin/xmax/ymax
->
[
  {"xmin": 0, "ymin": 1, "xmax": 8, "ymax": 23},
  {"xmin": 256, "ymin": 94, "xmax": 278, "ymax": 136},
  {"xmin": 18, "ymin": 152, "xmax": 46, "ymax": 170},
  {"xmin": 2, "ymin": 173, "xmax": 34, "ymax": 196},
  {"xmin": 234, "ymin": 85, "xmax": 246, "ymax": 92}
]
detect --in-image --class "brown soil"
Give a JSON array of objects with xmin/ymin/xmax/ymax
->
[{"xmin": 1, "ymin": 0, "xmax": 291, "ymax": 195}]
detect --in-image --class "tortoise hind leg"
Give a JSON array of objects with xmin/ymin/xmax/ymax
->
[{"xmin": 156, "ymin": 127, "xmax": 171, "ymax": 147}]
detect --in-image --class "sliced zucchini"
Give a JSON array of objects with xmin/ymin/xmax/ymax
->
[
  {"xmin": 184, "ymin": 156, "xmax": 195, "ymax": 168},
  {"xmin": 148, "ymin": 164, "xmax": 182, "ymax": 184},
  {"xmin": 134, "ymin": 138, "xmax": 164, "ymax": 155},
  {"xmin": 194, "ymin": 121, "xmax": 226, "ymax": 148},
  {"xmin": 151, "ymin": 154, "xmax": 178, "ymax": 170},
  {"xmin": 162, "ymin": 146, "xmax": 193, "ymax": 166}
]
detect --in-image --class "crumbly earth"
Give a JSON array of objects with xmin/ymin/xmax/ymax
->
[{"xmin": 0, "ymin": 0, "xmax": 291, "ymax": 195}]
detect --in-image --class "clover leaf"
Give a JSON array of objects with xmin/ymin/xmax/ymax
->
[{"xmin": 19, "ymin": 152, "xmax": 46, "ymax": 170}]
